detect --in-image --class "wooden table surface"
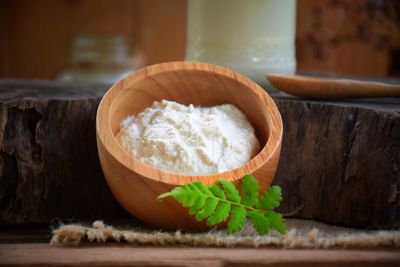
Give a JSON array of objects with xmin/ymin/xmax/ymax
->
[
  {"xmin": 0, "ymin": 227, "xmax": 399, "ymax": 267},
  {"xmin": 1, "ymin": 243, "xmax": 400, "ymax": 266}
]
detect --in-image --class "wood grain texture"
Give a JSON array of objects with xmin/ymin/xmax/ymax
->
[
  {"xmin": 273, "ymin": 95, "xmax": 400, "ymax": 229},
  {"xmin": 0, "ymin": 80, "xmax": 129, "ymax": 225},
  {"xmin": 267, "ymin": 74, "xmax": 400, "ymax": 99},
  {"xmin": 0, "ymin": 79, "xmax": 399, "ymax": 229},
  {"xmin": 96, "ymin": 62, "xmax": 283, "ymax": 230},
  {"xmin": 0, "ymin": 243, "xmax": 399, "ymax": 267}
]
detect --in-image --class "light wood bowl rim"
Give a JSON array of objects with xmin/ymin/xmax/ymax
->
[{"xmin": 96, "ymin": 61, "xmax": 282, "ymax": 186}]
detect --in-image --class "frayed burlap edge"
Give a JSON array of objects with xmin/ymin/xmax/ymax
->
[{"xmin": 50, "ymin": 219, "xmax": 400, "ymax": 249}]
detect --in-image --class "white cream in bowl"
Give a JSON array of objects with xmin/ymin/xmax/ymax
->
[{"xmin": 116, "ymin": 100, "xmax": 260, "ymax": 175}]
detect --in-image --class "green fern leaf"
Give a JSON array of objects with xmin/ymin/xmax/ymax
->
[
  {"xmin": 181, "ymin": 185, "xmax": 199, "ymax": 207},
  {"xmin": 265, "ymin": 210, "xmax": 286, "ymax": 234},
  {"xmin": 207, "ymin": 202, "xmax": 231, "ymax": 226},
  {"xmin": 157, "ymin": 189, "xmax": 178, "ymax": 201},
  {"xmin": 227, "ymin": 206, "xmax": 246, "ymax": 234},
  {"xmin": 195, "ymin": 198, "xmax": 218, "ymax": 221},
  {"xmin": 209, "ymin": 184, "xmax": 226, "ymax": 199},
  {"xmin": 159, "ymin": 185, "xmax": 197, "ymax": 207},
  {"xmin": 218, "ymin": 179, "xmax": 241, "ymax": 202},
  {"xmin": 247, "ymin": 210, "xmax": 270, "ymax": 235},
  {"xmin": 240, "ymin": 174, "xmax": 259, "ymax": 207},
  {"xmin": 187, "ymin": 182, "xmax": 202, "ymax": 194},
  {"xmin": 192, "ymin": 181, "xmax": 213, "ymax": 196},
  {"xmin": 189, "ymin": 196, "xmax": 207, "ymax": 215},
  {"xmin": 157, "ymin": 187, "xmax": 189, "ymax": 205},
  {"xmin": 258, "ymin": 185, "xmax": 282, "ymax": 210},
  {"xmin": 158, "ymin": 174, "xmax": 286, "ymax": 236}
]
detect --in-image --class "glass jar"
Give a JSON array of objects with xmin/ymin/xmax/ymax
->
[
  {"xmin": 185, "ymin": 0, "xmax": 297, "ymax": 90},
  {"xmin": 56, "ymin": 35, "xmax": 143, "ymax": 84}
]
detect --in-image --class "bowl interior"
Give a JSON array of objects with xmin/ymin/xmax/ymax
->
[
  {"xmin": 109, "ymin": 69, "xmax": 270, "ymax": 150},
  {"xmin": 99, "ymin": 63, "xmax": 282, "ymax": 185}
]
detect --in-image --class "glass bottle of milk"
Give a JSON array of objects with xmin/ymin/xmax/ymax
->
[{"xmin": 185, "ymin": 0, "xmax": 297, "ymax": 91}]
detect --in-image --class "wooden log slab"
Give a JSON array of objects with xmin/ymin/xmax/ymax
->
[
  {"xmin": 0, "ymin": 80, "xmax": 129, "ymax": 225},
  {"xmin": 0, "ymin": 79, "xmax": 399, "ymax": 229},
  {"xmin": 274, "ymin": 96, "xmax": 400, "ymax": 229}
]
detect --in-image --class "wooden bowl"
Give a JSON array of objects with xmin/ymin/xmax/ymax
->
[{"xmin": 96, "ymin": 61, "xmax": 282, "ymax": 230}]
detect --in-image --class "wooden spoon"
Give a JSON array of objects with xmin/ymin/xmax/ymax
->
[{"xmin": 267, "ymin": 74, "xmax": 400, "ymax": 99}]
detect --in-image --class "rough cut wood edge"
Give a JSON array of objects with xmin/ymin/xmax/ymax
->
[
  {"xmin": 274, "ymin": 95, "xmax": 400, "ymax": 229},
  {"xmin": 0, "ymin": 80, "xmax": 129, "ymax": 225},
  {"xmin": 0, "ymin": 80, "xmax": 399, "ymax": 229}
]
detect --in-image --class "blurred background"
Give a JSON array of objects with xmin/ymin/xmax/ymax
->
[{"xmin": 0, "ymin": 0, "xmax": 399, "ymax": 80}]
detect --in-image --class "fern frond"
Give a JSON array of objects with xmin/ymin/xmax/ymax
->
[
  {"xmin": 158, "ymin": 174, "xmax": 286, "ymax": 235},
  {"xmin": 241, "ymin": 174, "xmax": 259, "ymax": 206},
  {"xmin": 258, "ymin": 185, "xmax": 282, "ymax": 210},
  {"xmin": 207, "ymin": 202, "xmax": 231, "ymax": 226},
  {"xmin": 265, "ymin": 210, "xmax": 286, "ymax": 234},
  {"xmin": 195, "ymin": 198, "xmax": 219, "ymax": 221},
  {"xmin": 247, "ymin": 210, "xmax": 270, "ymax": 235},
  {"xmin": 218, "ymin": 179, "xmax": 241, "ymax": 202},
  {"xmin": 189, "ymin": 196, "xmax": 206, "ymax": 215},
  {"xmin": 227, "ymin": 206, "xmax": 246, "ymax": 234},
  {"xmin": 209, "ymin": 184, "xmax": 226, "ymax": 199}
]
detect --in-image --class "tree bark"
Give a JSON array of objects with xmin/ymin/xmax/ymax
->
[
  {"xmin": 274, "ymin": 96, "xmax": 400, "ymax": 229},
  {"xmin": 0, "ymin": 80, "xmax": 399, "ymax": 229},
  {"xmin": 0, "ymin": 80, "xmax": 129, "ymax": 225}
]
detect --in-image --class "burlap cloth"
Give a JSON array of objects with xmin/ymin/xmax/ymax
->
[{"xmin": 50, "ymin": 219, "xmax": 400, "ymax": 249}]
